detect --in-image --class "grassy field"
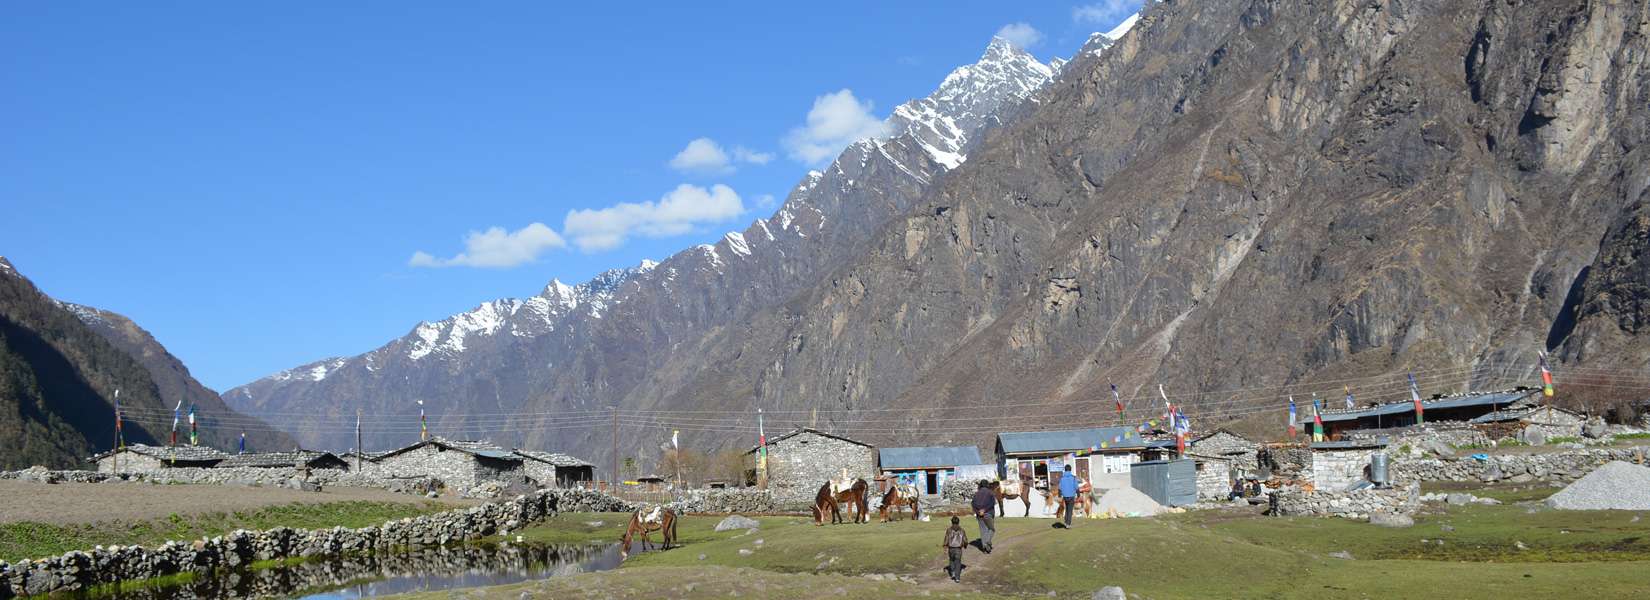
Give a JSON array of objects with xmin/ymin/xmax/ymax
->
[
  {"xmin": 425, "ymin": 488, "xmax": 1650, "ymax": 599},
  {"xmin": 0, "ymin": 500, "xmax": 452, "ymax": 563}
]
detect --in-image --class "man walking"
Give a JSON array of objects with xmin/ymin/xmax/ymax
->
[
  {"xmin": 943, "ymin": 516, "xmax": 968, "ymax": 582},
  {"xmin": 972, "ymin": 479, "xmax": 997, "ymax": 553},
  {"xmin": 1058, "ymin": 464, "xmax": 1078, "ymax": 528}
]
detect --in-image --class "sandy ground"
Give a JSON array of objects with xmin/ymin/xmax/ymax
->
[{"xmin": 0, "ymin": 480, "xmax": 471, "ymax": 525}]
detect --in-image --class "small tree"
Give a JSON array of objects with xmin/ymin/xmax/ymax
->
[{"xmin": 708, "ymin": 450, "xmax": 751, "ymax": 486}]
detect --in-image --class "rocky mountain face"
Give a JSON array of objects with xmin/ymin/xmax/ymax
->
[
  {"xmin": 232, "ymin": 0, "xmax": 1650, "ymax": 469},
  {"xmin": 613, "ymin": 0, "xmax": 1650, "ymax": 451},
  {"xmin": 0, "ymin": 258, "xmax": 291, "ymax": 468},
  {"xmin": 223, "ymin": 38, "xmax": 1068, "ymax": 456}
]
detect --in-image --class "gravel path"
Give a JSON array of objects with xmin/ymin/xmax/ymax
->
[{"xmin": 0, "ymin": 480, "xmax": 471, "ymax": 525}]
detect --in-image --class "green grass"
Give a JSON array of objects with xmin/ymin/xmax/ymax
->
[
  {"xmin": 1613, "ymin": 433, "xmax": 1650, "ymax": 441},
  {"xmin": 498, "ymin": 492, "xmax": 1650, "ymax": 599},
  {"xmin": 1547, "ymin": 436, "xmax": 1583, "ymax": 444},
  {"xmin": 506, "ymin": 512, "xmax": 633, "ymax": 545},
  {"xmin": 0, "ymin": 501, "xmax": 451, "ymax": 563}
]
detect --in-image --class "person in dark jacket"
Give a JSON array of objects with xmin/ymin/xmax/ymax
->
[
  {"xmin": 1058, "ymin": 464, "xmax": 1079, "ymax": 528},
  {"xmin": 943, "ymin": 516, "xmax": 968, "ymax": 582},
  {"xmin": 972, "ymin": 479, "xmax": 997, "ymax": 552}
]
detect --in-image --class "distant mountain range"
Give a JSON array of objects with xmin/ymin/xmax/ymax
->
[
  {"xmin": 227, "ymin": 0, "xmax": 1650, "ymax": 479},
  {"xmin": 0, "ymin": 257, "xmax": 291, "ymax": 469}
]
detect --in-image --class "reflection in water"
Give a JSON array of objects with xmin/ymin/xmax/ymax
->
[{"xmin": 88, "ymin": 543, "xmax": 623, "ymax": 600}]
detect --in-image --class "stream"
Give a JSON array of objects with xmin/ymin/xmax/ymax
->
[{"xmin": 83, "ymin": 542, "xmax": 625, "ymax": 600}]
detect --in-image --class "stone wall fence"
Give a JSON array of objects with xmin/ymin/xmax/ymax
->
[
  {"xmin": 1268, "ymin": 482, "xmax": 1420, "ymax": 519},
  {"xmin": 0, "ymin": 488, "xmax": 631, "ymax": 599},
  {"xmin": 1391, "ymin": 447, "xmax": 1647, "ymax": 484}
]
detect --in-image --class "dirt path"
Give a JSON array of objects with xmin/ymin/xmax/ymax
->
[
  {"xmin": 0, "ymin": 479, "xmax": 471, "ymax": 525},
  {"xmin": 910, "ymin": 517, "xmax": 1049, "ymax": 594}
]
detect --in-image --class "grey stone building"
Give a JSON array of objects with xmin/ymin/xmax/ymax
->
[
  {"xmin": 746, "ymin": 428, "xmax": 877, "ymax": 503},
  {"xmin": 369, "ymin": 438, "xmax": 524, "ymax": 490},
  {"xmin": 1469, "ymin": 405, "xmax": 1586, "ymax": 440},
  {"xmin": 1309, "ymin": 439, "xmax": 1388, "ymax": 491},
  {"xmin": 216, "ymin": 450, "xmax": 351, "ymax": 470},
  {"xmin": 514, "ymin": 450, "xmax": 595, "ymax": 488},
  {"xmin": 94, "ymin": 444, "xmax": 229, "ymax": 473}
]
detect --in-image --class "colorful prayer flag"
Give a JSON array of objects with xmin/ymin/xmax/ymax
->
[
  {"xmin": 1408, "ymin": 372, "xmax": 1425, "ymax": 425},
  {"xmin": 1110, "ymin": 384, "xmax": 1123, "ymax": 420},
  {"xmin": 1344, "ymin": 385, "xmax": 1355, "ymax": 410},
  {"xmin": 1311, "ymin": 395, "xmax": 1325, "ymax": 442},
  {"xmin": 188, "ymin": 403, "xmax": 197, "ymax": 446},
  {"xmin": 1538, "ymin": 351, "xmax": 1555, "ymax": 398},
  {"xmin": 418, "ymin": 400, "xmax": 428, "ymax": 440},
  {"xmin": 171, "ymin": 400, "xmax": 181, "ymax": 447},
  {"xmin": 1287, "ymin": 396, "xmax": 1297, "ymax": 439},
  {"xmin": 238, "ymin": 431, "xmax": 246, "ymax": 454}
]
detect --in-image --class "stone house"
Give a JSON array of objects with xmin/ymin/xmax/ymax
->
[
  {"xmin": 1300, "ymin": 390, "xmax": 1537, "ymax": 439},
  {"xmin": 746, "ymin": 427, "xmax": 877, "ymax": 503},
  {"xmin": 1308, "ymin": 439, "xmax": 1388, "ymax": 491},
  {"xmin": 1190, "ymin": 429, "xmax": 1257, "ymax": 457},
  {"xmin": 1470, "ymin": 405, "xmax": 1586, "ymax": 440},
  {"xmin": 370, "ymin": 437, "xmax": 524, "ymax": 490},
  {"xmin": 514, "ymin": 450, "xmax": 595, "ymax": 488},
  {"xmin": 215, "ymin": 450, "xmax": 351, "ymax": 470},
  {"xmin": 878, "ymin": 445, "xmax": 984, "ymax": 496},
  {"xmin": 93, "ymin": 444, "xmax": 229, "ymax": 473}
]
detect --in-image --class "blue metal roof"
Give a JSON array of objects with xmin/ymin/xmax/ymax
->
[
  {"xmin": 996, "ymin": 426, "xmax": 1153, "ymax": 455},
  {"xmin": 1298, "ymin": 390, "xmax": 1535, "ymax": 425},
  {"xmin": 879, "ymin": 446, "xmax": 983, "ymax": 470}
]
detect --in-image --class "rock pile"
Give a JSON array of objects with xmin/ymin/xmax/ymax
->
[
  {"xmin": 0, "ymin": 488, "xmax": 631, "ymax": 598},
  {"xmin": 1093, "ymin": 487, "xmax": 1164, "ymax": 517},
  {"xmin": 1545, "ymin": 461, "xmax": 1650, "ymax": 510}
]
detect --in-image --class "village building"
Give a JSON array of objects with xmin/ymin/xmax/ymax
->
[
  {"xmin": 1298, "ymin": 389, "xmax": 1538, "ymax": 439},
  {"xmin": 877, "ymin": 445, "xmax": 984, "ymax": 496},
  {"xmin": 514, "ymin": 450, "xmax": 596, "ymax": 488},
  {"xmin": 746, "ymin": 427, "xmax": 877, "ymax": 503},
  {"xmin": 93, "ymin": 444, "xmax": 229, "ymax": 473},
  {"xmin": 995, "ymin": 426, "xmax": 1175, "ymax": 484},
  {"xmin": 1187, "ymin": 429, "xmax": 1261, "ymax": 500},
  {"xmin": 369, "ymin": 437, "xmax": 524, "ymax": 490},
  {"xmin": 216, "ymin": 450, "xmax": 350, "ymax": 470},
  {"xmin": 1470, "ymin": 405, "xmax": 1587, "ymax": 440},
  {"xmin": 1308, "ymin": 439, "xmax": 1388, "ymax": 491}
]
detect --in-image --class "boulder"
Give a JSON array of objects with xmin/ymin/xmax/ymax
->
[
  {"xmin": 1445, "ymin": 493, "xmax": 1474, "ymax": 505},
  {"xmin": 1092, "ymin": 586, "xmax": 1127, "ymax": 600},
  {"xmin": 1520, "ymin": 428, "xmax": 1547, "ymax": 446},
  {"xmin": 1369, "ymin": 512, "xmax": 1415, "ymax": 528},
  {"xmin": 714, "ymin": 515, "xmax": 761, "ymax": 532},
  {"xmin": 1422, "ymin": 439, "xmax": 1457, "ymax": 458},
  {"xmin": 1584, "ymin": 418, "xmax": 1609, "ymax": 439}
]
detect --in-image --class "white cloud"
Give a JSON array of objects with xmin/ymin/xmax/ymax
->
[
  {"xmin": 563, "ymin": 183, "xmax": 744, "ymax": 252},
  {"xmin": 994, "ymin": 23, "xmax": 1043, "ymax": 48},
  {"xmin": 409, "ymin": 223, "xmax": 566, "ymax": 268},
  {"xmin": 669, "ymin": 138, "xmax": 774, "ymax": 173},
  {"xmin": 1073, "ymin": 1, "xmax": 1140, "ymax": 25},
  {"xmin": 669, "ymin": 137, "xmax": 733, "ymax": 174},
  {"xmin": 753, "ymin": 193, "xmax": 777, "ymax": 209},
  {"xmin": 783, "ymin": 89, "xmax": 887, "ymax": 165},
  {"xmin": 732, "ymin": 146, "xmax": 774, "ymax": 165}
]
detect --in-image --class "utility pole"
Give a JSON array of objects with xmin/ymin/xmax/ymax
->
[{"xmin": 611, "ymin": 405, "xmax": 619, "ymax": 491}]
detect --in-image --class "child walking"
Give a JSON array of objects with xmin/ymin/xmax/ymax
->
[{"xmin": 943, "ymin": 516, "xmax": 968, "ymax": 582}]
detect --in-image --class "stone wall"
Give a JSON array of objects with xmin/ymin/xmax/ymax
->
[
  {"xmin": 0, "ymin": 488, "xmax": 631, "ymax": 599},
  {"xmin": 1311, "ymin": 448, "xmax": 1380, "ymax": 491},
  {"xmin": 763, "ymin": 431, "xmax": 877, "ymax": 503},
  {"xmin": 666, "ymin": 488, "xmax": 791, "ymax": 514},
  {"xmin": 1269, "ymin": 482, "xmax": 1420, "ymax": 519},
  {"xmin": 95, "ymin": 454, "xmax": 165, "ymax": 474},
  {"xmin": 1193, "ymin": 456, "xmax": 1234, "ymax": 500},
  {"xmin": 1391, "ymin": 447, "xmax": 1648, "ymax": 483},
  {"xmin": 1, "ymin": 467, "xmax": 441, "ymax": 496},
  {"xmin": 521, "ymin": 461, "xmax": 555, "ymax": 488}
]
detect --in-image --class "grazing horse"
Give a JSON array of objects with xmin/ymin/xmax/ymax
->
[
  {"xmin": 990, "ymin": 476, "xmax": 1034, "ymax": 517},
  {"xmin": 619, "ymin": 506, "xmax": 678, "ymax": 558},
  {"xmin": 813, "ymin": 478, "xmax": 871, "ymax": 525},
  {"xmin": 879, "ymin": 482, "xmax": 920, "ymax": 522}
]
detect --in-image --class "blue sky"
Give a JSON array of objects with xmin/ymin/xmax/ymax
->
[{"xmin": 1, "ymin": 1, "xmax": 1141, "ymax": 390}]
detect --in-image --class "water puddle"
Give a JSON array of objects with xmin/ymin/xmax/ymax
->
[{"xmin": 81, "ymin": 542, "xmax": 624, "ymax": 600}]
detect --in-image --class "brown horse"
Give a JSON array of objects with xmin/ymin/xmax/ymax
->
[
  {"xmin": 879, "ymin": 482, "xmax": 920, "ymax": 522},
  {"xmin": 990, "ymin": 477, "xmax": 1034, "ymax": 517},
  {"xmin": 619, "ymin": 506, "xmax": 678, "ymax": 558},
  {"xmin": 812, "ymin": 478, "xmax": 870, "ymax": 525}
]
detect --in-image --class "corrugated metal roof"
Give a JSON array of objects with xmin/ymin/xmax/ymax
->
[
  {"xmin": 879, "ymin": 446, "xmax": 983, "ymax": 470},
  {"xmin": 997, "ymin": 426, "xmax": 1154, "ymax": 455},
  {"xmin": 1299, "ymin": 390, "xmax": 1536, "ymax": 425},
  {"xmin": 376, "ymin": 437, "xmax": 522, "ymax": 462}
]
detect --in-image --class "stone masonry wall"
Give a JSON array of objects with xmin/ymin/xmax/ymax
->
[
  {"xmin": 764, "ymin": 432, "xmax": 877, "ymax": 503},
  {"xmin": 1391, "ymin": 447, "xmax": 1648, "ymax": 484},
  {"xmin": 1269, "ymin": 482, "xmax": 1420, "ymax": 519},
  {"xmin": 373, "ymin": 446, "xmax": 522, "ymax": 490},
  {"xmin": 95, "ymin": 454, "xmax": 164, "ymax": 474},
  {"xmin": 1311, "ymin": 448, "xmax": 1378, "ymax": 491},
  {"xmin": 0, "ymin": 488, "xmax": 631, "ymax": 599}
]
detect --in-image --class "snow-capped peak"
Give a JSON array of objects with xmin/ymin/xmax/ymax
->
[
  {"xmin": 1103, "ymin": 14, "xmax": 1140, "ymax": 41},
  {"xmin": 883, "ymin": 34, "xmax": 1059, "ymax": 170}
]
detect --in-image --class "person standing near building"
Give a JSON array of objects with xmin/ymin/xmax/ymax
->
[
  {"xmin": 1059, "ymin": 464, "xmax": 1078, "ymax": 528},
  {"xmin": 971, "ymin": 479, "xmax": 997, "ymax": 553}
]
